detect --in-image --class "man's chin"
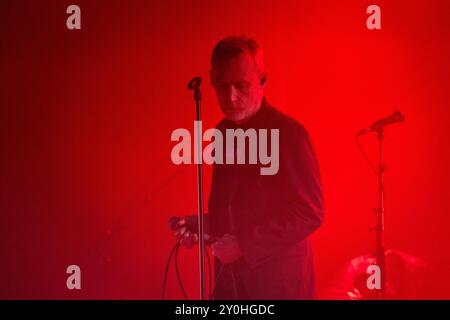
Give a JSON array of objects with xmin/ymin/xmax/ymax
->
[{"xmin": 225, "ymin": 113, "xmax": 245, "ymax": 123}]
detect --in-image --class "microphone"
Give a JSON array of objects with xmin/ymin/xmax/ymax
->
[
  {"xmin": 187, "ymin": 77, "xmax": 202, "ymax": 91},
  {"xmin": 187, "ymin": 77, "xmax": 202, "ymax": 102},
  {"xmin": 357, "ymin": 110, "xmax": 405, "ymax": 136}
]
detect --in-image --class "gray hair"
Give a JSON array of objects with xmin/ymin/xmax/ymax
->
[{"xmin": 211, "ymin": 34, "xmax": 264, "ymax": 72}]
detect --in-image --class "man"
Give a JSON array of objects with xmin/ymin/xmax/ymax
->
[{"xmin": 172, "ymin": 35, "xmax": 324, "ymax": 299}]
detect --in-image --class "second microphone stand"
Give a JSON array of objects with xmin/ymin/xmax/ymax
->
[{"xmin": 375, "ymin": 129, "xmax": 386, "ymax": 299}]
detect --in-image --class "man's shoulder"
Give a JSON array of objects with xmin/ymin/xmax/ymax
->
[
  {"xmin": 215, "ymin": 118, "xmax": 228, "ymax": 130},
  {"xmin": 214, "ymin": 101, "xmax": 309, "ymax": 138},
  {"xmin": 265, "ymin": 103, "xmax": 309, "ymax": 138}
]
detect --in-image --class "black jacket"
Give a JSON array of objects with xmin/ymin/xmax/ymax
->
[{"xmin": 208, "ymin": 98, "xmax": 324, "ymax": 299}]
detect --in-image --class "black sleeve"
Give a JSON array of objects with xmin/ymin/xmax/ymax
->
[
  {"xmin": 235, "ymin": 124, "xmax": 324, "ymax": 269},
  {"xmin": 185, "ymin": 214, "xmax": 211, "ymax": 236}
]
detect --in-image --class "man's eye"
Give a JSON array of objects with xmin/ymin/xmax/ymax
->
[
  {"xmin": 235, "ymin": 83, "xmax": 249, "ymax": 89},
  {"xmin": 216, "ymin": 84, "xmax": 228, "ymax": 90}
]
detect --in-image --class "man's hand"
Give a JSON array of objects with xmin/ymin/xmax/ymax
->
[
  {"xmin": 173, "ymin": 218, "xmax": 198, "ymax": 248},
  {"xmin": 211, "ymin": 234, "xmax": 243, "ymax": 264},
  {"xmin": 171, "ymin": 217, "xmax": 212, "ymax": 248}
]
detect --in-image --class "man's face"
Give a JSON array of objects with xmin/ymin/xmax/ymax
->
[{"xmin": 210, "ymin": 52, "xmax": 264, "ymax": 124}]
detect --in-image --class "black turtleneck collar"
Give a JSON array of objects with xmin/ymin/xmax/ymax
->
[{"xmin": 222, "ymin": 97, "xmax": 272, "ymax": 129}]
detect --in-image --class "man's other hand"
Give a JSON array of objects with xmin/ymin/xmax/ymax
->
[{"xmin": 211, "ymin": 234, "xmax": 243, "ymax": 264}]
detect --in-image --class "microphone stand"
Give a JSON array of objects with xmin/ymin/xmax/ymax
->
[
  {"xmin": 375, "ymin": 128, "xmax": 386, "ymax": 299},
  {"xmin": 187, "ymin": 77, "xmax": 206, "ymax": 300},
  {"xmin": 358, "ymin": 111, "xmax": 404, "ymax": 299}
]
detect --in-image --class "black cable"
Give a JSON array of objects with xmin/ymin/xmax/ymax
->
[
  {"xmin": 161, "ymin": 241, "xmax": 180, "ymax": 300},
  {"xmin": 206, "ymin": 247, "xmax": 212, "ymax": 300},
  {"xmin": 208, "ymin": 263, "xmax": 238, "ymax": 300},
  {"xmin": 230, "ymin": 265, "xmax": 239, "ymax": 300},
  {"xmin": 164, "ymin": 239, "xmax": 215, "ymax": 300},
  {"xmin": 174, "ymin": 241, "xmax": 213, "ymax": 300},
  {"xmin": 174, "ymin": 241, "xmax": 189, "ymax": 300},
  {"xmin": 163, "ymin": 240, "xmax": 213, "ymax": 300},
  {"xmin": 210, "ymin": 265, "xmax": 229, "ymax": 300},
  {"xmin": 356, "ymin": 134, "xmax": 379, "ymax": 176},
  {"xmin": 209, "ymin": 263, "xmax": 224, "ymax": 300}
]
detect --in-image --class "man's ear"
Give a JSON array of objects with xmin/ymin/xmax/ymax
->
[
  {"xmin": 209, "ymin": 70, "xmax": 214, "ymax": 85},
  {"xmin": 260, "ymin": 72, "xmax": 267, "ymax": 86}
]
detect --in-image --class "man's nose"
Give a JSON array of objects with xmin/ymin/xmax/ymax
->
[{"xmin": 229, "ymin": 85, "xmax": 239, "ymax": 102}]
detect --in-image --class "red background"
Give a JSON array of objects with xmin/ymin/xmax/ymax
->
[{"xmin": 1, "ymin": 0, "xmax": 449, "ymax": 299}]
